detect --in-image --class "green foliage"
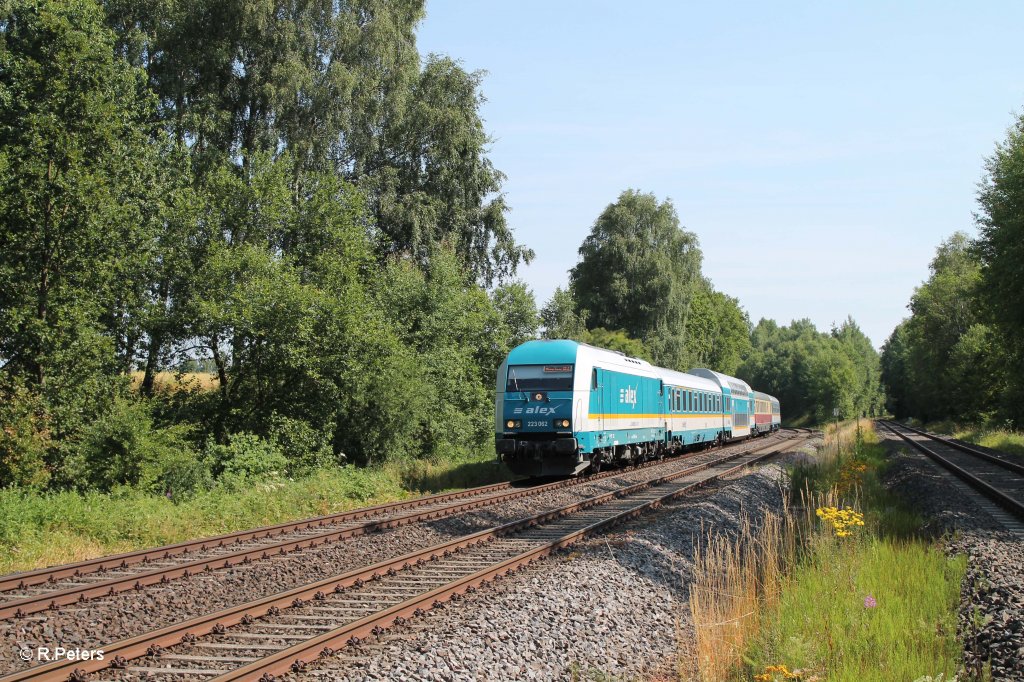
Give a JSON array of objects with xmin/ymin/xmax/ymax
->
[
  {"xmin": 205, "ymin": 433, "xmax": 288, "ymax": 488},
  {"xmin": 581, "ymin": 328, "xmax": 650, "ymax": 360},
  {"xmin": 742, "ymin": 318, "xmax": 884, "ymax": 423},
  {"xmin": 570, "ymin": 189, "xmax": 703, "ymax": 369},
  {"xmin": 368, "ymin": 55, "xmax": 534, "ymax": 284},
  {"xmin": 880, "ymin": 233, "xmax": 1004, "ymax": 422},
  {"xmin": 0, "ymin": 0, "xmax": 164, "ymax": 443},
  {"xmin": 883, "ymin": 108, "xmax": 1024, "ymax": 427},
  {"xmin": 491, "ymin": 281, "xmax": 540, "ymax": 350},
  {"xmin": 65, "ymin": 397, "xmax": 203, "ymax": 497},
  {"xmin": 0, "ymin": 378, "xmax": 51, "ymax": 488},
  {"xmin": 268, "ymin": 415, "xmax": 337, "ymax": 474},
  {"xmin": 669, "ymin": 282, "xmax": 752, "ymax": 374},
  {"xmin": 976, "ymin": 109, "xmax": 1024, "ymax": 424},
  {"xmin": 540, "ymin": 287, "xmax": 588, "ymax": 340},
  {"xmin": 373, "ymin": 247, "xmax": 505, "ymax": 462},
  {"xmin": 567, "ymin": 189, "xmax": 753, "ymax": 372}
]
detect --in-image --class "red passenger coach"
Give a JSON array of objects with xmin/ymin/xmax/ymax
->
[{"xmin": 752, "ymin": 391, "xmax": 781, "ymax": 435}]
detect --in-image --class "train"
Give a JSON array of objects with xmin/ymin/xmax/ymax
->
[{"xmin": 494, "ymin": 339, "xmax": 781, "ymax": 477}]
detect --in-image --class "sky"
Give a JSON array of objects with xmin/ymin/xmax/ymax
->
[{"xmin": 417, "ymin": 1, "xmax": 1024, "ymax": 349}]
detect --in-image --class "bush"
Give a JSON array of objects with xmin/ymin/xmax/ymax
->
[
  {"xmin": 268, "ymin": 414, "xmax": 339, "ymax": 474},
  {"xmin": 63, "ymin": 396, "xmax": 204, "ymax": 497},
  {"xmin": 205, "ymin": 433, "xmax": 288, "ymax": 488},
  {"xmin": 0, "ymin": 380, "xmax": 51, "ymax": 488}
]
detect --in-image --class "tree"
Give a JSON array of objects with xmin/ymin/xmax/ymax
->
[
  {"xmin": 491, "ymin": 282, "xmax": 539, "ymax": 351},
  {"xmin": 104, "ymin": 1, "xmax": 531, "ymax": 285},
  {"xmin": 540, "ymin": 287, "xmax": 588, "ymax": 340},
  {"xmin": 583, "ymin": 328, "xmax": 650, "ymax": 361},
  {"xmin": 880, "ymin": 232, "xmax": 1003, "ymax": 422},
  {"xmin": 569, "ymin": 190, "xmax": 701, "ymax": 369},
  {"xmin": 661, "ymin": 281, "xmax": 751, "ymax": 374},
  {"xmin": 976, "ymin": 109, "xmax": 1024, "ymax": 423},
  {"xmin": 880, "ymin": 321, "xmax": 912, "ymax": 418},
  {"xmin": 367, "ymin": 55, "xmax": 533, "ymax": 284},
  {"xmin": 741, "ymin": 318, "xmax": 883, "ymax": 424},
  {"xmin": 0, "ymin": 0, "xmax": 163, "ymax": 441},
  {"xmin": 832, "ymin": 317, "xmax": 885, "ymax": 417},
  {"xmin": 570, "ymin": 190, "xmax": 700, "ymax": 339}
]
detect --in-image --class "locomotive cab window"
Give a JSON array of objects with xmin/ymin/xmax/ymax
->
[{"xmin": 506, "ymin": 364, "xmax": 574, "ymax": 392}]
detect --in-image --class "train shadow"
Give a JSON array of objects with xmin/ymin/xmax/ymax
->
[{"xmin": 397, "ymin": 458, "xmax": 522, "ymax": 494}]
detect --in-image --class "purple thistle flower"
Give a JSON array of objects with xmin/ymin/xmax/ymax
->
[{"xmin": 864, "ymin": 595, "xmax": 877, "ymax": 609}]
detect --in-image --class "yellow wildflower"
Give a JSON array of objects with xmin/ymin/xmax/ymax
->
[
  {"xmin": 815, "ymin": 506, "xmax": 865, "ymax": 537},
  {"xmin": 754, "ymin": 663, "xmax": 801, "ymax": 680}
]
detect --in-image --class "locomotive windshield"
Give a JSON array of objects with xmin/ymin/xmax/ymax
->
[{"xmin": 506, "ymin": 364, "xmax": 574, "ymax": 392}]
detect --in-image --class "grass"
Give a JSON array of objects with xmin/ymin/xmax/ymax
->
[
  {"xmin": 917, "ymin": 420, "xmax": 1024, "ymax": 459},
  {"xmin": 0, "ymin": 454, "xmax": 513, "ymax": 575},
  {"xmin": 687, "ymin": 420, "xmax": 970, "ymax": 682}
]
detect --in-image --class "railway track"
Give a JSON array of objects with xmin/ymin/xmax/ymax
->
[
  {"xmin": 1, "ymin": 431, "xmax": 812, "ymax": 682},
  {"xmin": 878, "ymin": 420, "xmax": 1024, "ymax": 519},
  {"xmin": 0, "ymin": 432, "xmax": 792, "ymax": 621}
]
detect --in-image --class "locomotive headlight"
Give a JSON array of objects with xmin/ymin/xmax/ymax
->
[
  {"xmin": 506, "ymin": 419, "xmax": 515, "ymax": 429},
  {"xmin": 554, "ymin": 419, "xmax": 570, "ymax": 429}
]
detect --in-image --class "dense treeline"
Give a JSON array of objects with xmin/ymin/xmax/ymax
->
[
  {"xmin": 539, "ymin": 190, "xmax": 883, "ymax": 423},
  {"xmin": 0, "ymin": 0, "xmax": 885, "ymax": 498},
  {"xmin": 741, "ymin": 318, "xmax": 884, "ymax": 423},
  {"xmin": 0, "ymin": 0, "xmax": 537, "ymax": 493},
  {"xmin": 881, "ymin": 110, "xmax": 1024, "ymax": 427}
]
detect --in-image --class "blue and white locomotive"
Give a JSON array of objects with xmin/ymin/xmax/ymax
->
[{"xmin": 494, "ymin": 339, "xmax": 781, "ymax": 477}]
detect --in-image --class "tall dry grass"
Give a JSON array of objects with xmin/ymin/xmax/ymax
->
[
  {"xmin": 688, "ymin": 421, "xmax": 861, "ymax": 681},
  {"xmin": 688, "ymin": 507, "xmax": 797, "ymax": 681}
]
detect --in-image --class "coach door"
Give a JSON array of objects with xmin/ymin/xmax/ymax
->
[{"xmin": 591, "ymin": 367, "xmax": 605, "ymax": 432}]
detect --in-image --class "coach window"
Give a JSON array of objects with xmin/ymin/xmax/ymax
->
[{"xmin": 591, "ymin": 369, "xmax": 598, "ymax": 390}]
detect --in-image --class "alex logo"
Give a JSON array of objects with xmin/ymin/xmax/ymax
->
[
  {"xmin": 512, "ymin": 406, "xmax": 558, "ymax": 415},
  {"xmin": 619, "ymin": 386, "xmax": 637, "ymax": 407}
]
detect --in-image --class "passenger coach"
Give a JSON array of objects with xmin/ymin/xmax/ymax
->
[{"xmin": 495, "ymin": 339, "xmax": 781, "ymax": 477}]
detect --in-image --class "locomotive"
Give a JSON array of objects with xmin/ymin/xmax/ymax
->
[{"xmin": 494, "ymin": 339, "xmax": 780, "ymax": 477}]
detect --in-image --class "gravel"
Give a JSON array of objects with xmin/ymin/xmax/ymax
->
[
  {"xmin": 0, "ymin": 439, "xmax": 779, "ymax": 675},
  {"xmin": 879, "ymin": 430, "xmax": 1024, "ymax": 681},
  {"xmin": 286, "ymin": 438, "xmax": 819, "ymax": 681}
]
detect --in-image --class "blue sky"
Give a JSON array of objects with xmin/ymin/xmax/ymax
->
[{"xmin": 417, "ymin": 1, "xmax": 1024, "ymax": 348}]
